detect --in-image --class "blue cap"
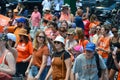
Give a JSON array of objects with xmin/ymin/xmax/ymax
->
[
  {"xmin": 16, "ymin": 18, "xmax": 26, "ymax": 23},
  {"xmin": 86, "ymin": 42, "xmax": 96, "ymax": 52}
]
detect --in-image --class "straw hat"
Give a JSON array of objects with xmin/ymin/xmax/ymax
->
[{"xmin": 18, "ymin": 29, "xmax": 28, "ymax": 36}]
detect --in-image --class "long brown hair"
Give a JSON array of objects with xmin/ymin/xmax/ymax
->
[
  {"xmin": 33, "ymin": 30, "xmax": 47, "ymax": 50},
  {"xmin": 90, "ymin": 14, "xmax": 97, "ymax": 22},
  {"xmin": 76, "ymin": 27, "xmax": 84, "ymax": 40}
]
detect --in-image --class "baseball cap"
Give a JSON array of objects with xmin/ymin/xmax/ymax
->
[
  {"xmin": 86, "ymin": 42, "xmax": 96, "ymax": 52},
  {"xmin": 16, "ymin": 17, "xmax": 26, "ymax": 23}
]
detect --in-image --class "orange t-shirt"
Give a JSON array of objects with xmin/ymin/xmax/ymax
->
[
  {"xmin": 79, "ymin": 39, "xmax": 89, "ymax": 49},
  {"xmin": 89, "ymin": 22, "xmax": 96, "ymax": 29},
  {"xmin": 16, "ymin": 41, "xmax": 33, "ymax": 62},
  {"xmin": 89, "ymin": 21, "xmax": 100, "ymax": 29},
  {"xmin": 0, "ymin": 26, "xmax": 4, "ymax": 33},
  {"xmin": 7, "ymin": 26, "xmax": 16, "ymax": 33},
  {"xmin": 32, "ymin": 45, "xmax": 49, "ymax": 67},
  {"xmin": 117, "ymin": 71, "xmax": 120, "ymax": 80},
  {"xmin": 44, "ymin": 14, "xmax": 53, "ymax": 21},
  {"xmin": 59, "ymin": 12, "xmax": 70, "ymax": 21},
  {"xmin": 14, "ymin": 27, "xmax": 23, "ymax": 44},
  {"xmin": 97, "ymin": 36, "xmax": 110, "ymax": 58}
]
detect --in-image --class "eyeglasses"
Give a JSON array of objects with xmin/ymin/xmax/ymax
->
[
  {"xmin": 54, "ymin": 41, "xmax": 61, "ymax": 44},
  {"xmin": 112, "ymin": 31, "xmax": 118, "ymax": 33},
  {"xmin": 37, "ymin": 36, "xmax": 45, "ymax": 39}
]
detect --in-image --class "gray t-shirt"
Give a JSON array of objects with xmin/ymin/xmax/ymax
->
[{"xmin": 72, "ymin": 53, "xmax": 106, "ymax": 80}]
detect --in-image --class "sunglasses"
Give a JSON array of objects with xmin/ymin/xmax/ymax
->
[
  {"xmin": 54, "ymin": 41, "xmax": 61, "ymax": 44},
  {"xmin": 112, "ymin": 31, "xmax": 118, "ymax": 33},
  {"xmin": 96, "ymin": 28, "xmax": 101, "ymax": 30},
  {"xmin": 37, "ymin": 36, "xmax": 45, "ymax": 39},
  {"xmin": 67, "ymin": 34, "xmax": 72, "ymax": 36}
]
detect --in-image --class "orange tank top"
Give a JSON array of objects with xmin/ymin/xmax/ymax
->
[{"xmin": 52, "ymin": 54, "xmax": 66, "ymax": 80}]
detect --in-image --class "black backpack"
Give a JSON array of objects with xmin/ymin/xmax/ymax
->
[{"xmin": 94, "ymin": 52, "xmax": 102, "ymax": 78}]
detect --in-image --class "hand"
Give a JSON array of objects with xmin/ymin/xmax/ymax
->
[
  {"xmin": 68, "ymin": 48, "xmax": 72, "ymax": 51},
  {"xmin": 86, "ymin": 7, "xmax": 89, "ymax": 11},
  {"xmin": 112, "ymin": 53, "xmax": 116, "ymax": 60},
  {"xmin": 34, "ymin": 75, "xmax": 39, "ymax": 80},
  {"xmin": 25, "ymin": 69, "xmax": 29, "ymax": 76}
]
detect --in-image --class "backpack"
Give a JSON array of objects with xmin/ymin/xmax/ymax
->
[{"xmin": 94, "ymin": 52, "xmax": 102, "ymax": 78}]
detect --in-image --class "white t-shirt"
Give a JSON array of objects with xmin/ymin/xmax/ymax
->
[{"xmin": 42, "ymin": 0, "xmax": 51, "ymax": 11}]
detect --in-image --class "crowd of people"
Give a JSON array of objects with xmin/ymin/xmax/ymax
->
[{"xmin": 0, "ymin": 0, "xmax": 120, "ymax": 80}]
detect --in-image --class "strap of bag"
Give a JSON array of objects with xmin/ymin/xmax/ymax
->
[
  {"xmin": 61, "ymin": 51, "xmax": 66, "ymax": 79},
  {"xmin": 94, "ymin": 52, "xmax": 101, "ymax": 78},
  {"xmin": 2, "ymin": 51, "xmax": 9, "ymax": 64}
]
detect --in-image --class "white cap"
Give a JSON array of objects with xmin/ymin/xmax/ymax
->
[
  {"xmin": 7, "ymin": 33, "xmax": 16, "ymax": 42},
  {"xmin": 44, "ymin": 8, "xmax": 50, "ymax": 11},
  {"xmin": 54, "ymin": 36, "xmax": 64, "ymax": 44}
]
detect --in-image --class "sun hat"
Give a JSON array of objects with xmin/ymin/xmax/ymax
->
[
  {"xmin": 18, "ymin": 29, "xmax": 28, "ymax": 36},
  {"xmin": 7, "ymin": 33, "xmax": 16, "ymax": 42},
  {"xmin": 62, "ymin": 4, "xmax": 70, "ymax": 8},
  {"xmin": 54, "ymin": 36, "xmax": 65, "ymax": 44},
  {"xmin": 16, "ymin": 17, "xmax": 26, "ymax": 23},
  {"xmin": 85, "ymin": 42, "xmax": 96, "ymax": 52},
  {"xmin": 61, "ymin": 4, "xmax": 69, "ymax": 10},
  {"xmin": 0, "ymin": 33, "xmax": 8, "ymax": 41}
]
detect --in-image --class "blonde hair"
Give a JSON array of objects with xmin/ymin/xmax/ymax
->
[
  {"xmin": 90, "ymin": 14, "xmax": 97, "ymax": 22},
  {"xmin": 33, "ymin": 30, "xmax": 47, "ymax": 50}
]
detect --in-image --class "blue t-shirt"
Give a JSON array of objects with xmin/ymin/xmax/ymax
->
[{"xmin": 74, "ymin": 16, "xmax": 84, "ymax": 30}]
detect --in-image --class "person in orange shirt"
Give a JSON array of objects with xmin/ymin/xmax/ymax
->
[
  {"xmin": 76, "ymin": 27, "xmax": 89, "ymax": 50},
  {"xmin": 96, "ymin": 25, "xmax": 111, "ymax": 64},
  {"xmin": 16, "ymin": 29, "xmax": 33, "ymax": 77},
  {"xmin": 14, "ymin": 17, "xmax": 26, "ymax": 44},
  {"xmin": 89, "ymin": 14, "xmax": 100, "ymax": 29},
  {"xmin": 25, "ymin": 30, "xmax": 50, "ymax": 80},
  {"xmin": 43, "ymin": 8, "xmax": 53, "ymax": 21},
  {"xmin": 59, "ymin": 4, "xmax": 71, "ymax": 22}
]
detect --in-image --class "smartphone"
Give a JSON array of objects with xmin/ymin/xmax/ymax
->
[{"xmin": 113, "ymin": 47, "xmax": 118, "ymax": 55}]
